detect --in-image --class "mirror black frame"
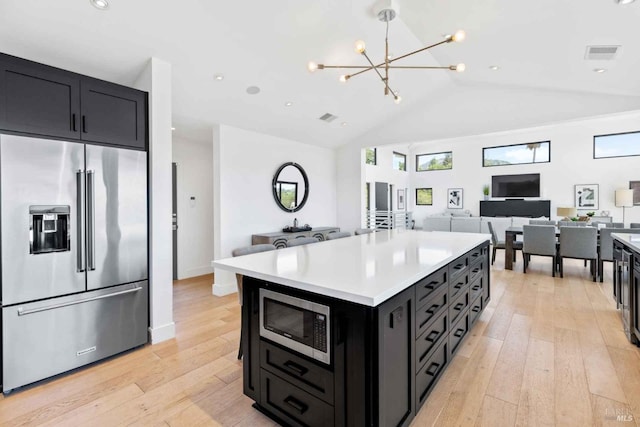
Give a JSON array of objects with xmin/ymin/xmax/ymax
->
[{"xmin": 272, "ymin": 162, "xmax": 309, "ymax": 213}]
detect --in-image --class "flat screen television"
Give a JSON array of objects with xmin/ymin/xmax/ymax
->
[{"xmin": 492, "ymin": 173, "xmax": 540, "ymax": 198}]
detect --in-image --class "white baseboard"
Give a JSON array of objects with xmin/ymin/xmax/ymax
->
[
  {"xmin": 179, "ymin": 265, "xmax": 213, "ymax": 280},
  {"xmin": 149, "ymin": 321, "xmax": 176, "ymax": 344},
  {"xmin": 212, "ymin": 281, "xmax": 237, "ymax": 297}
]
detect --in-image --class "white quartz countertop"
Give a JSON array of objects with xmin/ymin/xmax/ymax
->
[
  {"xmin": 613, "ymin": 233, "xmax": 640, "ymax": 253},
  {"xmin": 212, "ymin": 230, "xmax": 490, "ymax": 307}
]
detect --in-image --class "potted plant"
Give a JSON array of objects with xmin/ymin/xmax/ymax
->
[{"xmin": 482, "ymin": 185, "xmax": 490, "ymax": 201}]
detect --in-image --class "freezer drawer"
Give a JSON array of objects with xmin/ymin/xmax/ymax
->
[{"xmin": 2, "ymin": 281, "xmax": 148, "ymax": 392}]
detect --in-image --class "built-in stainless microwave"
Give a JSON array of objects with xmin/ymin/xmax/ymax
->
[{"xmin": 259, "ymin": 288, "xmax": 330, "ymax": 364}]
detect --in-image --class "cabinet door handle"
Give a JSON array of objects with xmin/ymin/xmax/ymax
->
[
  {"xmin": 71, "ymin": 114, "xmax": 77, "ymax": 132},
  {"xmin": 454, "ymin": 328, "xmax": 465, "ymax": 338},
  {"xmin": 82, "ymin": 115, "xmax": 87, "ymax": 133},
  {"xmin": 283, "ymin": 360, "xmax": 308, "ymax": 376},
  {"xmin": 426, "ymin": 362, "xmax": 441, "ymax": 376},
  {"xmin": 284, "ymin": 396, "xmax": 308, "ymax": 415},
  {"xmin": 426, "ymin": 330, "xmax": 440, "ymax": 343},
  {"xmin": 390, "ymin": 306, "xmax": 403, "ymax": 329}
]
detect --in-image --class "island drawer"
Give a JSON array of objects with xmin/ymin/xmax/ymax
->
[
  {"xmin": 260, "ymin": 369, "xmax": 334, "ymax": 427},
  {"xmin": 449, "ymin": 289, "xmax": 469, "ymax": 327},
  {"xmin": 449, "ymin": 272, "xmax": 469, "ymax": 301},
  {"xmin": 469, "ymin": 296, "xmax": 483, "ymax": 326},
  {"xmin": 469, "ymin": 244, "xmax": 487, "ymax": 266},
  {"xmin": 469, "ymin": 259, "xmax": 485, "ymax": 285},
  {"xmin": 415, "ymin": 266, "xmax": 448, "ymax": 310},
  {"xmin": 449, "ymin": 311, "xmax": 469, "ymax": 356},
  {"xmin": 416, "ymin": 287, "xmax": 448, "ymax": 339},
  {"xmin": 416, "ymin": 337, "xmax": 449, "ymax": 407},
  {"xmin": 470, "ymin": 276, "xmax": 483, "ymax": 303},
  {"xmin": 416, "ymin": 309, "xmax": 448, "ymax": 374},
  {"xmin": 260, "ymin": 341, "xmax": 334, "ymax": 404},
  {"xmin": 449, "ymin": 253, "xmax": 470, "ymax": 281}
]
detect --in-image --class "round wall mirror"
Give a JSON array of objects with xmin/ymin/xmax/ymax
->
[{"xmin": 272, "ymin": 162, "xmax": 309, "ymax": 213}]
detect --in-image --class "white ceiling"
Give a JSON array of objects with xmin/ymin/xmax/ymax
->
[{"xmin": 1, "ymin": 0, "xmax": 639, "ymax": 148}]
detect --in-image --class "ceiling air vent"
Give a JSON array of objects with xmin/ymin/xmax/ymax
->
[
  {"xmin": 585, "ymin": 45, "xmax": 620, "ymax": 61},
  {"xmin": 319, "ymin": 113, "xmax": 338, "ymax": 123}
]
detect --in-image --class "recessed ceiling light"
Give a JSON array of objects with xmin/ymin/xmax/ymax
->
[
  {"xmin": 341, "ymin": 122, "xmax": 348, "ymax": 127},
  {"xmin": 616, "ymin": 0, "xmax": 636, "ymax": 5},
  {"xmin": 284, "ymin": 101, "xmax": 293, "ymax": 107},
  {"xmin": 90, "ymin": 0, "xmax": 109, "ymax": 10},
  {"xmin": 246, "ymin": 86, "xmax": 261, "ymax": 95},
  {"xmin": 214, "ymin": 74, "xmax": 224, "ymax": 81},
  {"xmin": 594, "ymin": 68, "xmax": 607, "ymax": 73},
  {"xmin": 489, "ymin": 65, "xmax": 500, "ymax": 70}
]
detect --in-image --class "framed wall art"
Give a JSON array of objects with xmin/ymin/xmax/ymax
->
[
  {"xmin": 447, "ymin": 188, "xmax": 463, "ymax": 209},
  {"xmin": 575, "ymin": 184, "xmax": 599, "ymax": 210}
]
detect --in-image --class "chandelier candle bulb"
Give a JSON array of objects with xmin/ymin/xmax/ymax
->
[
  {"xmin": 456, "ymin": 63, "xmax": 466, "ymax": 72},
  {"xmin": 453, "ymin": 30, "xmax": 466, "ymax": 42},
  {"xmin": 307, "ymin": 61, "xmax": 318, "ymax": 72},
  {"xmin": 394, "ymin": 95, "xmax": 402, "ymax": 104},
  {"xmin": 355, "ymin": 40, "xmax": 366, "ymax": 54},
  {"xmin": 339, "ymin": 75, "xmax": 349, "ymax": 83}
]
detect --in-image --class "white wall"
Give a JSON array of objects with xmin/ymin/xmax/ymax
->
[
  {"xmin": 364, "ymin": 144, "xmax": 411, "ymax": 211},
  {"xmin": 408, "ymin": 110, "xmax": 640, "ymax": 226},
  {"xmin": 212, "ymin": 125, "xmax": 338, "ymax": 295},
  {"xmin": 133, "ymin": 57, "xmax": 175, "ymax": 343},
  {"xmin": 172, "ymin": 137, "xmax": 214, "ymax": 279}
]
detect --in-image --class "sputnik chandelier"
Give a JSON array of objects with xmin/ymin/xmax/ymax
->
[{"xmin": 307, "ymin": 0, "xmax": 465, "ymax": 104}]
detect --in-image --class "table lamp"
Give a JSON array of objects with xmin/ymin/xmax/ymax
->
[
  {"xmin": 615, "ymin": 189, "xmax": 634, "ymax": 226},
  {"xmin": 557, "ymin": 207, "xmax": 577, "ymax": 221}
]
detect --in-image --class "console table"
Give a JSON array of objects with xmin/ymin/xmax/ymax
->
[{"xmin": 252, "ymin": 227, "xmax": 340, "ymax": 248}]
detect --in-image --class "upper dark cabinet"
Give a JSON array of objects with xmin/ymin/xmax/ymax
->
[
  {"xmin": 0, "ymin": 58, "xmax": 81, "ymax": 140},
  {"xmin": 80, "ymin": 80, "xmax": 146, "ymax": 150},
  {"xmin": 0, "ymin": 53, "xmax": 147, "ymax": 150}
]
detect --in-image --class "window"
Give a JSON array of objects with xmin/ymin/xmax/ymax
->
[
  {"xmin": 365, "ymin": 148, "xmax": 377, "ymax": 165},
  {"xmin": 594, "ymin": 131, "xmax": 640, "ymax": 159},
  {"xmin": 276, "ymin": 181, "xmax": 297, "ymax": 209},
  {"xmin": 482, "ymin": 141, "xmax": 550, "ymax": 167},
  {"xmin": 393, "ymin": 152, "xmax": 406, "ymax": 171},
  {"xmin": 365, "ymin": 183, "xmax": 370, "ymax": 210},
  {"xmin": 416, "ymin": 188, "xmax": 433, "ymax": 206},
  {"xmin": 416, "ymin": 152, "xmax": 452, "ymax": 171}
]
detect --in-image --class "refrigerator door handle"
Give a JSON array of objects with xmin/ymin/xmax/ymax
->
[
  {"xmin": 16, "ymin": 286, "xmax": 143, "ymax": 316},
  {"xmin": 87, "ymin": 170, "xmax": 96, "ymax": 271},
  {"xmin": 76, "ymin": 170, "xmax": 85, "ymax": 272}
]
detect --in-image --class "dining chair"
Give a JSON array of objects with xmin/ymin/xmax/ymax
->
[
  {"xmin": 487, "ymin": 221, "xmax": 522, "ymax": 265},
  {"xmin": 558, "ymin": 227, "xmax": 598, "ymax": 281},
  {"xmin": 355, "ymin": 228, "xmax": 374, "ymax": 235},
  {"xmin": 530, "ymin": 220, "xmax": 556, "ymax": 226},
  {"xmin": 286, "ymin": 237, "xmax": 319, "ymax": 247},
  {"xmin": 522, "ymin": 225, "xmax": 557, "ymax": 276},
  {"xmin": 597, "ymin": 228, "xmax": 640, "ymax": 283},
  {"xmin": 327, "ymin": 231, "xmax": 351, "ymax": 240},
  {"xmin": 631, "ymin": 223, "xmax": 640, "ymax": 229},
  {"xmin": 606, "ymin": 222, "xmax": 624, "ymax": 228},
  {"xmin": 231, "ymin": 243, "xmax": 277, "ymax": 359}
]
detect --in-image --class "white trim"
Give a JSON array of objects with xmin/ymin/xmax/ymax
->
[
  {"xmin": 149, "ymin": 322, "xmax": 176, "ymax": 344},
  {"xmin": 212, "ymin": 280, "xmax": 237, "ymax": 297},
  {"xmin": 180, "ymin": 265, "xmax": 213, "ymax": 280}
]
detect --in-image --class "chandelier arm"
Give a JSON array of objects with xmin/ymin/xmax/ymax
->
[
  {"xmin": 361, "ymin": 51, "xmax": 397, "ymax": 98},
  {"xmin": 316, "ymin": 65, "xmax": 378, "ymax": 69},
  {"xmin": 386, "ymin": 66, "xmax": 453, "ymax": 69},
  {"xmin": 387, "ymin": 39, "xmax": 449, "ymax": 65}
]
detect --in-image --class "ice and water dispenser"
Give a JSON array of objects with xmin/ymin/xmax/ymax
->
[{"xmin": 29, "ymin": 205, "xmax": 71, "ymax": 254}]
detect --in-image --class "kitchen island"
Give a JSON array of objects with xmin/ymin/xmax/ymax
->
[{"xmin": 214, "ymin": 230, "xmax": 490, "ymax": 426}]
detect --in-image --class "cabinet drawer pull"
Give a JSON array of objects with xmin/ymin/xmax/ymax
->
[
  {"xmin": 283, "ymin": 360, "xmax": 308, "ymax": 376},
  {"xmin": 453, "ymin": 263, "xmax": 465, "ymax": 270},
  {"xmin": 419, "ymin": 304, "xmax": 440, "ymax": 328},
  {"xmin": 284, "ymin": 396, "xmax": 308, "ymax": 415},
  {"xmin": 424, "ymin": 280, "xmax": 439, "ymax": 290},
  {"xmin": 472, "ymin": 267, "xmax": 480, "ymax": 274},
  {"xmin": 426, "ymin": 362, "xmax": 441, "ymax": 376},
  {"xmin": 454, "ymin": 282, "xmax": 463, "ymax": 289},
  {"xmin": 454, "ymin": 302, "xmax": 464, "ymax": 311},
  {"xmin": 454, "ymin": 328, "xmax": 465, "ymax": 338},
  {"xmin": 426, "ymin": 330, "xmax": 440, "ymax": 343},
  {"xmin": 472, "ymin": 306, "xmax": 481, "ymax": 313}
]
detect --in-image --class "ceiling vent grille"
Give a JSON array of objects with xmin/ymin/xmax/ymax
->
[
  {"xmin": 319, "ymin": 113, "xmax": 338, "ymax": 123},
  {"xmin": 585, "ymin": 45, "xmax": 620, "ymax": 61}
]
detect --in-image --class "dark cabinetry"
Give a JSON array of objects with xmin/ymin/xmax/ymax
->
[
  {"xmin": 480, "ymin": 200, "xmax": 550, "ymax": 218},
  {"xmin": 0, "ymin": 53, "xmax": 147, "ymax": 150},
  {"xmin": 242, "ymin": 242, "xmax": 490, "ymax": 427}
]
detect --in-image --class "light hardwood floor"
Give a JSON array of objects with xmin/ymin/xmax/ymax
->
[{"xmin": 1, "ymin": 256, "xmax": 639, "ymax": 426}]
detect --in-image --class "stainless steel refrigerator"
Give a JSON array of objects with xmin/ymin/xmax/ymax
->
[{"xmin": 0, "ymin": 134, "xmax": 148, "ymax": 392}]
